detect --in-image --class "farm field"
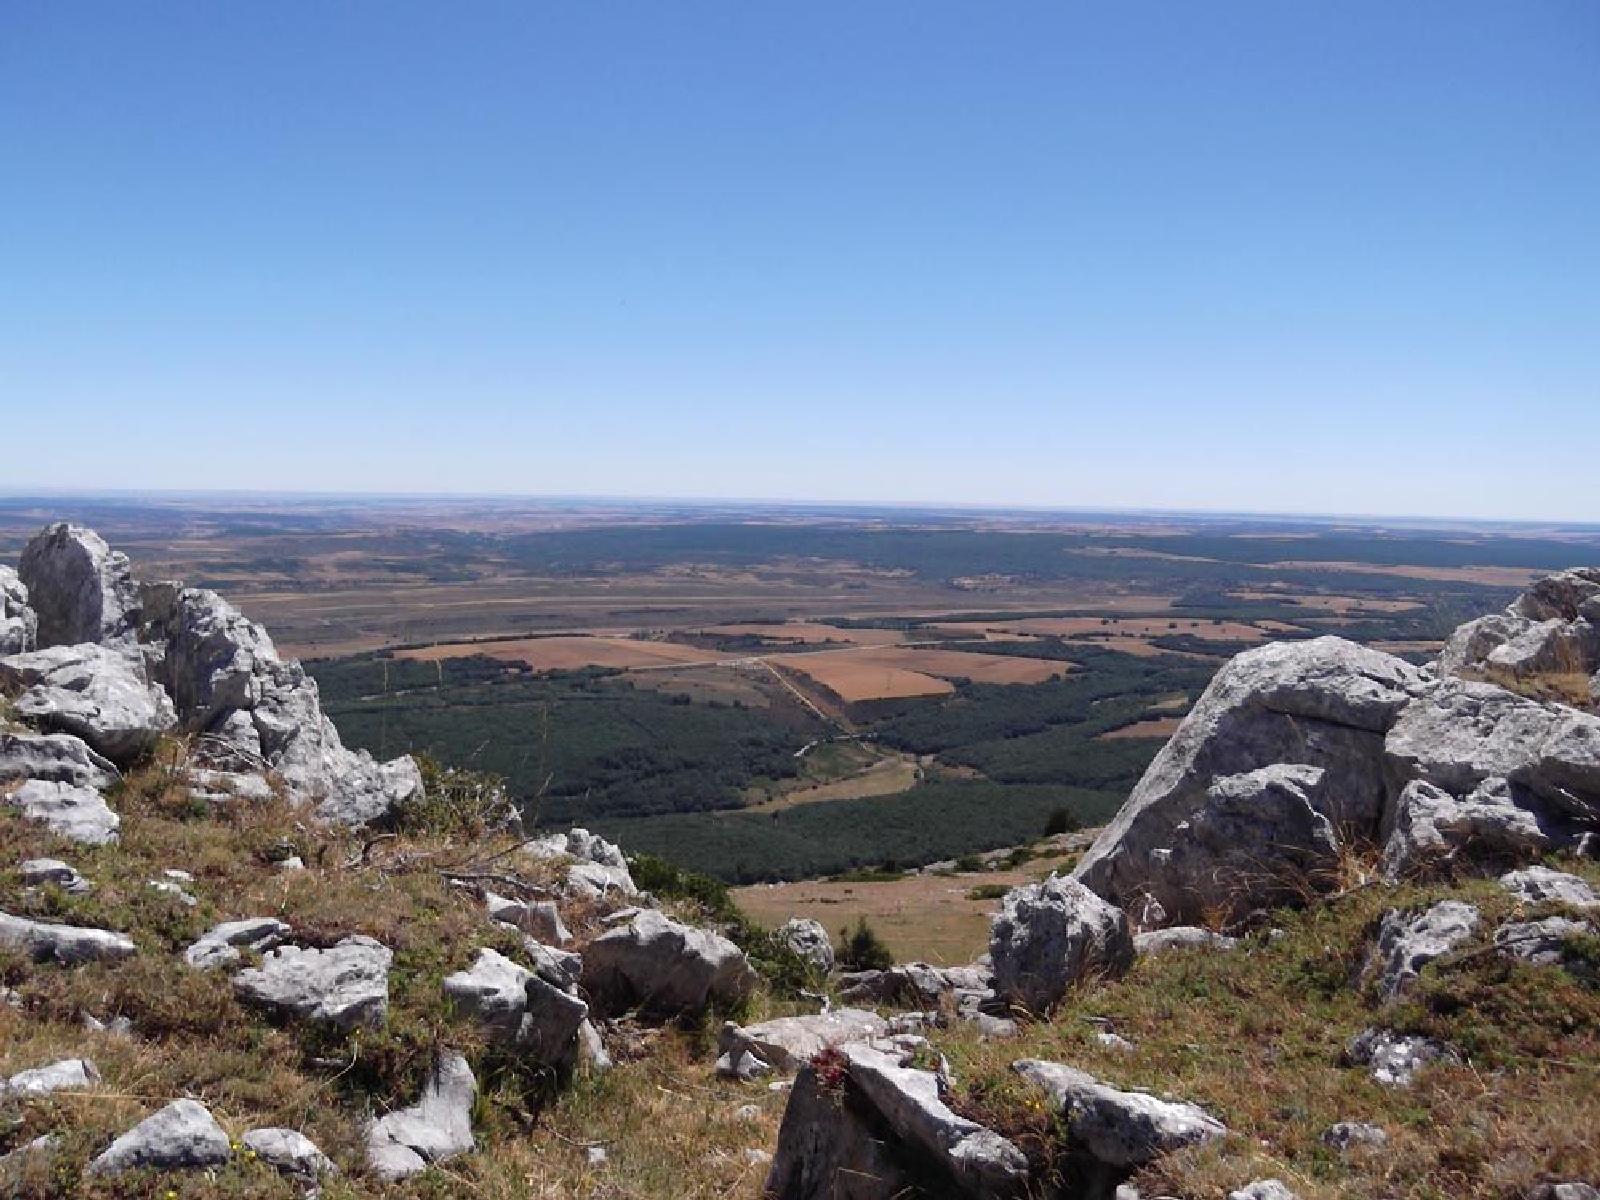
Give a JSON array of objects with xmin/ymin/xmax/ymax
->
[{"xmin": 398, "ymin": 635, "xmax": 719, "ymax": 671}]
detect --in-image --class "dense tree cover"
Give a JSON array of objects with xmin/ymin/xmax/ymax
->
[{"xmin": 593, "ymin": 781, "xmax": 1124, "ymax": 883}]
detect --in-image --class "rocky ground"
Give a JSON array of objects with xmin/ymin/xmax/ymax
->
[{"xmin": 2, "ymin": 528, "xmax": 1598, "ymax": 1199}]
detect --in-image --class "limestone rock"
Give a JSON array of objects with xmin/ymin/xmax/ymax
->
[
  {"xmin": 20, "ymin": 858, "xmax": 91, "ymax": 893},
  {"xmin": 1527, "ymin": 1186, "xmax": 1600, "ymax": 1200},
  {"xmin": 581, "ymin": 909, "xmax": 756, "ymax": 1017},
  {"xmin": 1494, "ymin": 917, "xmax": 1591, "ymax": 967},
  {"xmin": 1133, "ymin": 926, "xmax": 1239, "ymax": 955},
  {"xmin": 19, "ymin": 524, "xmax": 142, "ymax": 652},
  {"xmin": 1347, "ymin": 1027, "xmax": 1454, "ymax": 1086},
  {"xmin": 718, "ymin": 1008, "xmax": 889, "ymax": 1073},
  {"xmin": 523, "ymin": 827, "xmax": 637, "ymax": 898},
  {"xmin": 485, "ymin": 892, "xmax": 571, "ymax": 944},
  {"xmin": 1075, "ymin": 637, "xmax": 1425, "ymax": 921},
  {"xmin": 839, "ymin": 962, "xmax": 994, "ymax": 1008},
  {"xmin": 184, "ymin": 917, "xmax": 292, "ymax": 970},
  {"xmin": 0, "ymin": 565, "xmax": 36, "ymax": 655},
  {"xmin": 187, "ymin": 768, "xmax": 273, "ymax": 804},
  {"xmin": 1012, "ymin": 1058, "xmax": 1226, "ymax": 1168},
  {"xmin": 0, "ymin": 730, "xmax": 117, "ymax": 789},
  {"xmin": 989, "ymin": 875, "xmax": 1134, "ymax": 1012},
  {"xmin": 366, "ymin": 1051, "xmax": 476, "ymax": 1180},
  {"xmin": 1229, "ymin": 1182, "xmax": 1299, "ymax": 1200},
  {"xmin": 233, "ymin": 935, "xmax": 391, "ymax": 1029},
  {"xmin": 776, "ymin": 917, "xmax": 835, "ymax": 973},
  {"xmin": 765, "ymin": 1056, "xmax": 919, "ymax": 1199},
  {"xmin": 1439, "ymin": 568, "xmax": 1600, "ymax": 685},
  {"xmin": 2, "ymin": 1057, "xmax": 100, "ymax": 1098},
  {"xmin": 443, "ymin": 948, "xmax": 588, "ymax": 1066},
  {"xmin": 1500, "ymin": 866, "xmax": 1600, "ymax": 909},
  {"xmin": 0, "ymin": 911, "xmax": 136, "ymax": 964},
  {"xmin": 1366, "ymin": 901, "xmax": 1479, "ymax": 1000},
  {"xmin": 87, "ymin": 1098, "xmax": 231, "ymax": 1176},
  {"xmin": 1, "ymin": 643, "xmax": 175, "ymax": 763},
  {"xmin": 240, "ymin": 1127, "xmax": 336, "ymax": 1183},
  {"xmin": 1381, "ymin": 777, "xmax": 1549, "ymax": 880},
  {"xmin": 1321, "ymin": 1121, "xmax": 1388, "ymax": 1151},
  {"xmin": 5, "ymin": 779, "xmax": 120, "ymax": 845}
]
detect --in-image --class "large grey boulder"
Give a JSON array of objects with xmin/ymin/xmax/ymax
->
[
  {"xmin": 0, "ymin": 566, "xmax": 35, "ymax": 654},
  {"xmin": 366, "ymin": 1051, "xmax": 477, "ymax": 1180},
  {"xmin": 1366, "ymin": 901, "xmax": 1479, "ymax": 1001},
  {"xmin": 240, "ymin": 1128, "xmax": 336, "ymax": 1183},
  {"xmin": 718, "ymin": 1008, "xmax": 888, "ymax": 1074},
  {"xmin": 1439, "ymin": 568, "xmax": 1600, "ymax": 685},
  {"xmin": 5, "ymin": 779, "xmax": 119, "ymax": 845},
  {"xmin": 0, "ymin": 911, "xmax": 136, "ymax": 964},
  {"xmin": 19, "ymin": 524, "xmax": 142, "ymax": 652},
  {"xmin": 989, "ymin": 875, "xmax": 1134, "ymax": 1013},
  {"xmin": 87, "ymin": 1098, "xmax": 232, "ymax": 1176},
  {"xmin": 0, "ymin": 730, "xmax": 117, "ymax": 789},
  {"xmin": 233, "ymin": 935, "xmax": 391, "ymax": 1029},
  {"xmin": 184, "ymin": 917, "xmax": 292, "ymax": 970},
  {"xmin": 139, "ymin": 582, "xmax": 422, "ymax": 826},
  {"xmin": 443, "ymin": 948, "xmax": 588, "ymax": 1066},
  {"xmin": 776, "ymin": 917, "xmax": 835, "ymax": 973},
  {"xmin": 1012, "ymin": 1059, "xmax": 1225, "ymax": 1168},
  {"xmin": 1074, "ymin": 637, "xmax": 1426, "ymax": 922},
  {"xmin": 581, "ymin": 909, "xmax": 756, "ymax": 1017},
  {"xmin": 2, "ymin": 1057, "xmax": 100, "ymax": 1098},
  {"xmin": 1, "ymin": 643, "xmax": 175, "ymax": 763},
  {"xmin": 1500, "ymin": 865, "xmax": 1600, "ymax": 910},
  {"xmin": 1381, "ymin": 777, "xmax": 1549, "ymax": 880},
  {"xmin": 767, "ymin": 1039, "xmax": 1028, "ymax": 1199}
]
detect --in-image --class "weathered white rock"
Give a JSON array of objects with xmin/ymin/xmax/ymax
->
[
  {"xmin": 2, "ymin": 1057, "xmax": 100, "ymax": 1097},
  {"xmin": 1347, "ymin": 1027, "xmax": 1454, "ymax": 1087},
  {"xmin": 240, "ymin": 1127, "xmax": 336, "ymax": 1182},
  {"xmin": 1133, "ymin": 926, "xmax": 1239, "ymax": 955},
  {"xmin": 19, "ymin": 524, "xmax": 142, "ymax": 652},
  {"xmin": 1439, "ymin": 568, "xmax": 1600, "ymax": 685},
  {"xmin": 1527, "ymin": 1185, "xmax": 1600, "ymax": 1200},
  {"xmin": 443, "ymin": 948, "xmax": 588, "ymax": 1065},
  {"xmin": 515, "ymin": 934, "xmax": 584, "ymax": 992},
  {"xmin": 523, "ymin": 827, "xmax": 637, "ymax": 898},
  {"xmin": 719, "ymin": 1009, "xmax": 889, "ymax": 1074},
  {"xmin": 1381, "ymin": 777, "xmax": 1549, "ymax": 880},
  {"xmin": 0, "ymin": 911, "xmax": 135, "ymax": 964},
  {"xmin": 184, "ymin": 917, "xmax": 292, "ymax": 970},
  {"xmin": 0, "ymin": 730, "xmax": 117, "ymax": 789},
  {"xmin": 1013, "ymin": 1058, "xmax": 1226, "ymax": 1167},
  {"xmin": 1321, "ymin": 1121, "xmax": 1388, "ymax": 1151},
  {"xmin": 577, "ymin": 1018, "xmax": 613, "ymax": 1073},
  {"xmin": 366, "ymin": 1051, "xmax": 476, "ymax": 1180},
  {"xmin": 1095, "ymin": 1030, "xmax": 1135, "ymax": 1052},
  {"xmin": 20, "ymin": 858, "xmax": 91, "ymax": 893},
  {"xmin": 6, "ymin": 778, "xmax": 119, "ymax": 845},
  {"xmin": 87, "ymin": 1098, "xmax": 232, "ymax": 1176},
  {"xmin": 581, "ymin": 909, "xmax": 756, "ymax": 1017},
  {"xmin": 1075, "ymin": 638, "xmax": 1425, "ymax": 921},
  {"xmin": 1229, "ymin": 1181, "xmax": 1299, "ymax": 1200},
  {"xmin": 1367, "ymin": 901, "xmax": 1479, "ymax": 1000},
  {"xmin": 838, "ymin": 961, "xmax": 994, "ymax": 1008},
  {"xmin": 990, "ymin": 875, "xmax": 1134, "ymax": 1012},
  {"xmin": 485, "ymin": 892, "xmax": 571, "ymax": 944},
  {"xmin": 1494, "ymin": 917, "xmax": 1591, "ymax": 967},
  {"xmin": 1500, "ymin": 866, "xmax": 1600, "ymax": 909},
  {"xmin": 0, "ymin": 565, "xmax": 36, "ymax": 655},
  {"xmin": 233, "ymin": 935, "xmax": 391, "ymax": 1029},
  {"xmin": 775, "ymin": 918, "xmax": 835, "ymax": 973},
  {"xmin": 187, "ymin": 768, "xmax": 274, "ymax": 804},
  {"xmin": 716, "ymin": 1046, "xmax": 774, "ymax": 1082},
  {"xmin": 146, "ymin": 879, "xmax": 197, "ymax": 907},
  {"xmin": 1, "ymin": 643, "xmax": 176, "ymax": 764}
]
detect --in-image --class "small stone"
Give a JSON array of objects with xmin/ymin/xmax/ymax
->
[
  {"xmin": 1096, "ymin": 1031, "xmax": 1135, "ymax": 1052},
  {"xmin": 147, "ymin": 879, "xmax": 198, "ymax": 907},
  {"xmin": 184, "ymin": 918, "xmax": 292, "ymax": 970},
  {"xmin": 20, "ymin": 858, "xmax": 91, "ymax": 893},
  {"xmin": 366, "ymin": 1051, "xmax": 476, "ymax": 1180},
  {"xmin": 1321, "ymin": 1121, "xmax": 1388, "ymax": 1151},
  {"xmin": 1230, "ymin": 1182, "xmax": 1299, "ymax": 1200},
  {"xmin": 1500, "ymin": 866, "xmax": 1600, "ymax": 910},
  {"xmin": 585, "ymin": 1145, "xmax": 608, "ymax": 1167},
  {"xmin": 2, "ymin": 1058, "xmax": 100, "ymax": 1098},
  {"xmin": 87, "ymin": 1098, "xmax": 231, "ymax": 1176},
  {"xmin": 6, "ymin": 779, "xmax": 119, "ymax": 845},
  {"xmin": 1347, "ymin": 1027, "xmax": 1454, "ymax": 1087},
  {"xmin": 240, "ymin": 1127, "xmax": 336, "ymax": 1183}
]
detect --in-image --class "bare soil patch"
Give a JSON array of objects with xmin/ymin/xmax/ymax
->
[
  {"xmin": 1098, "ymin": 717, "xmax": 1182, "ymax": 741},
  {"xmin": 703, "ymin": 622, "xmax": 906, "ymax": 646}
]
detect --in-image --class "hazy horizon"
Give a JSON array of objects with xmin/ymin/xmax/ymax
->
[{"xmin": 3, "ymin": 3, "xmax": 1596, "ymax": 521}]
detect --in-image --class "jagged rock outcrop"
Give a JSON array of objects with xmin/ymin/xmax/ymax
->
[
  {"xmin": 990, "ymin": 875, "xmax": 1133, "ymax": 1012},
  {"xmin": 1382, "ymin": 777, "xmax": 1550, "ymax": 880},
  {"xmin": 1074, "ymin": 637, "xmax": 1426, "ymax": 922},
  {"xmin": 1013, "ymin": 1058, "xmax": 1225, "ymax": 1173},
  {"xmin": 366, "ymin": 1051, "xmax": 477, "ymax": 1180},
  {"xmin": 2, "ymin": 1057, "xmax": 100, "ymax": 1098},
  {"xmin": 0, "ymin": 729, "xmax": 118, "ymax": 789},
  {"xmin": 0, "ymin": 565, "xmax": 36, "ymax": 654},
  {"xmin": 581, "ymin": 909, "xmax": 756, "ymax": 1017},
  {"xmin": 485, "ymin": 892, "xmax": 571, "ymax": 944},
  {"xmin": 776, "ymin": 917, "xmax": 835, "ymax": 973},
  {"xmin": 5, "ymin": 779, "xmax": 120, "ymax": 845},
  {"xmin": 184, "ymin": 917, "xmax": 292, "ymax": 970},
  {"xmin": 87, "ymin": 1098, "xmax": 232, "ymax": 1176},
  {"xmin": 18, "ymin": 524, "xmax": 142, "ymax": 653},
  {"xmin": 1, "ymin": 643, "xmax": 176, "ymax": 764},
  {"xmin": 768, "ymin": 1039, "xmax": 1029, "ymax": 1199},
  {"xmin": 240, "ymin": 1128, "xmax": 336, "ymax": 1183},
  {"xmin": 1439, "ymin": 568, "xmax": 1600, "ymax": 689},
  {"xmin": 1365, "ymin": 901, "xmax": 1479, "ymax": 1000},
  {"xmin": 523, "ymin": 827, "xmax": 638, "ymax": 898},
  {"xmin": 443, "ymin": 948, "xmax": 588, "ymax": 1067},
  {"xmin": 0, "ymin": 911, "xmax": 136, "ymax": 964},
  {"xmin": 839, "ymin": 961, "xmax": 994, "ymax": 1009},
  {"xmin": 233, "ymin": 935, "xmax": 392, "ymax": 1029},
  {"xmin": 718, "ymin": 1008, "xmax": 888, "ymax": 1075}
]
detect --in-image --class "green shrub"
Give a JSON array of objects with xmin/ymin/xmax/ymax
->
[{"xmin": 838, "ymin": 917, "xmax": 895, "ymax": 972}]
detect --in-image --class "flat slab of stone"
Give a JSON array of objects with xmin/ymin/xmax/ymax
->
[
  {"xmin": 2, "ymin": 1058, "xmax": 100, "ymax": 1098},
  {"xmin": 0, "ymin": 911, "xmax": 135, "ymax": 964},
  {"xmin": 1133, "ymin": 926, "xmax": 1239, "ymax": 955},
  {"xmin": 1500, "ymin": 866, "xmax": 1600, "ymax": 910},
  {"xmin": 233, "ymin": 935, "xmax": 391, "ymax": 1028},
  {"xmin": 1494, "ymin": 917, "xmax": 1592, "ymax": 967},
  {"xmin": 366, "ymin": 1051, "xmax": 476, "ymax": 1180},
  {"xmin": 184, "ymin": 917, "xmax": 292, "ymax": 970},
  {"xmin": 88, "ymin": 1098, "xmax": 231, "ymax": 1176},
  {"xmin": 719, "ymin": 1008, "xmax": 889, "ymax": 1073},
  {"xmin": 6, "ymin": 778, "xmax": 119, "ymax": 845},
  {"xmin": 1013, "ymin": 1058, "xmax": 1226, "ymax": 1167},
  {"xmin": 0, "ymin": 730, "xmax": 117, "ymax": 789},
  {"xmin": 1367, "ymin": 901, "xmax": 1479, "ymax": 1000}
]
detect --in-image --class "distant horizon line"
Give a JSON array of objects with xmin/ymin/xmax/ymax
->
[{"xmin": 1, "ymin": 485, "xmax": 1598, "ymax": 532}]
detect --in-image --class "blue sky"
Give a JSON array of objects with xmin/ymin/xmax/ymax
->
[{"xmin": 1, "ymin": 3, "xmax": 1596, "ymax": 519}]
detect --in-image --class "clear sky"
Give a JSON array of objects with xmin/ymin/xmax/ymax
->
[{"xmin": 1, "ymin": 3, "xmax": 1596, "ymax": 520}]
